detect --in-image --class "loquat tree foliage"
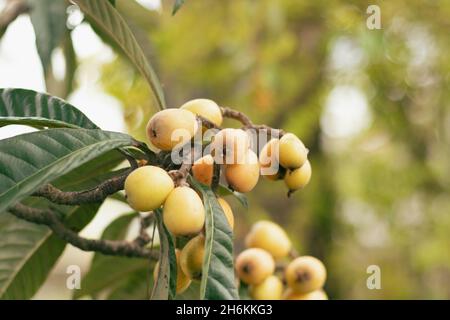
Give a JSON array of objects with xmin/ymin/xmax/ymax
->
[{"xmin": 0, "ymin": 0, "xmax": 326, "ymax": 300}]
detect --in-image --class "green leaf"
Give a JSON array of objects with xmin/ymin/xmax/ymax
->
[
  {"xmin": 78, "ymin": 255, "xmax": 150, "ymax": 299},
  {"xmin": 190, "ymin": 177, "xmax": 239, "ymax": 300},
  {"xmin": 217, "ymin": 184, "xmax": 248, "ymax": 209},
  {"xmin": 151, "ymin": 209, "xmax": 177, "ymax": 300},
  {"xmin": 108, "ymin": 0, "xmax": 116, "ymax": 6},
  {"xmin": 73, "ymin": 0, "xmax": 166, "ymax": 110},
  {"xmin": 176, "ymin": 281, "xmax": 200, "ymax": 300},
  {"xmin": 0, "ymin": 203, "xmax": 99, "ymax": 300},
  {"xmin": 0, "ymin": 128, "xmax": 136, "ymax": 213},
  {"xmin": 75, "ymin": 212, "xmax": 152, "ymax": 299},
  {"xmin": 51, "ymin": 150, "xmax": 125, "ymax": 189},
  {"xmin": 0, "ymin": 145, "xmax": 126, "ymax": 300},
  {"xmin": 172, "ymin": 0, "xmax": 186, "ymax": 15},
  {"xmin": 0, "ymin": 149, "xmax": 126, "ymax": 300},
  {"xmin": 238, "ymin": 282, "xmax": 251, "ymax": 300},
  {"xmin": 27, "ymin": 0, "xmax": 67, "ymax": 74},
  {"xmin": 106, "ymin": 268, "xmax": 151, "ymax": 300},
  {"xmin": 0, "ymin": 88, "xmax": 98, "ymax": 129}
]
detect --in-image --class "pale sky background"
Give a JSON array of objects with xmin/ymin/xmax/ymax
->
[{"xmin": 0, "ymin": 0, "xmax": 373, "ymax": 299}]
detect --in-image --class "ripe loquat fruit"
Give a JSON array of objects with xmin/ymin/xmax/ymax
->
[
  {"xmin": 259, "ymin": 139, "xmax": 285, "ymax": 180},
  {"xmin": 146, "ymin": 109, "xmax": 199, "ymax": 151},
  {"xmin": 282, "ymin": 288, "xmax": 328, "ymax": 300},
  {"xmin": 224, "ymin": 149, "xmax": 260, "ymax": 193},
  {"xmin": 191, "ymin": 154, "xmax": 214, "ymax": 186},
  {"xmin": 278, "ymin": 133, "xmax": 308, "ymax": 170},
  {"xmin": 217, "ymin": 197, "xmax": 234, "ymax": 230},
  {"xmin": 235, "ymin": 248, "xmax": 275, "ymax": 285},
  {"xmin": 153, "ymin": 249, "xmax": 191, "ymax": 294},
  {"xmin": 180, "ymin": 234, "xmax": 205, "ymax": 280},
  {"xmin": 124, "ymin": 166, "xmax": 174, "ymax": 212},
  {"xmin": 180, "ymin": 98, "xmax": 223, "ymax": 128},
  {"xmin": 285, "ymin": 256, "xmax": 326, "ymax": 294},
  {"xmin": 163, "ymin": 187, "xmax": 205, "ymax": 236},
  {"xmin": 211, "ymin": 128, "xmax": 250, "ymax": 164},
  {"xmin": 249, "ymin": 275, "xmax": 283, "ymax": 300},
  {"xmin": 284, "ymin": 160, "xmax": 312, "ymax": 192},
  {"xmin": 245, "ymin": 220, "xmax": 291, "ymax": 259}
]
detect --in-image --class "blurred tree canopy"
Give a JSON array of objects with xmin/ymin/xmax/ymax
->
[{"xmin": 99, "ymin": 0, "xmax": 449, "ymax": 299}]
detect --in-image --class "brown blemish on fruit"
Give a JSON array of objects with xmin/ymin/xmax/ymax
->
[{"xmin": 295, "ymin": 270, "xmax": 311, "ymax": 283}]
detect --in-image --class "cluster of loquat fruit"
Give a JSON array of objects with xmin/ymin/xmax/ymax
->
[
  {"xmin": 123, "ymin": 98, "xmax": 319, "ymax": 298},
  {"xmin": 236, "ymin": 221, "xmax": 328, "ymax": 300}
]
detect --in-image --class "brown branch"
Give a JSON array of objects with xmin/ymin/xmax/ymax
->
[
  {"xmin": 169, "ymin": 161, "xmax": 192, "ymax": 187},
  {"xmin": 9, "ymin": 203, "xmax": 158, "ymax": 259},
  {"xmin": 133, "ymin": 213, "xmax": 153, "ymax": 247},
  {"xmin": 0, "ymin": 0, "xmax": 29, "ymax": 37},
  {"xmin": 197, "ymin": 115, "xmax": 219, "ymax": 130},
  {"xmin": 33, "ymin": 169, "xmax": 132, "ymax": 205},
  {"xmin": 221, "ymin": 107, "xmax": 253, "ymax": 127},
  {"xmin": 220, "ymin": 106, "xmax": 285, "ymax": 137}
]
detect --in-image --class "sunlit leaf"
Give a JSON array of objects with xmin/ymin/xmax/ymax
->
[{"xmin": 73, "ymin": 0, "xmax": 166, "ymax": 110}]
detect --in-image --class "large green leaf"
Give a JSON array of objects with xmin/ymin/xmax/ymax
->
[
  {"xmin": 176, "ymin": 281, "xmax": 200, "ymax": 300},
  {"xmin": 27, "ymin": 0, "xmax": 67, "ymax": 74},
  {"xmin": 106, "ymin": 268, "xmax": 151, "ymax": 300},
  {"xmin": 73, "ymin": 0, "xmax": 166, "ymax": 110},
  {"xmin": 0, "ymin": 148, "xmax": 126, "ymax": 300},
  {"xmin": 0, "ymin": 143, "xmax": 126, "ymax": 300},
  {"xmin": 0, "ymin": 88, "xmax": 98, "ymax": 129},
  {"xmin": 151, "ymin": 209, "xmax": 177, "ymax": 300},
  {"xmin": 0, "ymin": 203, "xmax": 99, "ymax": 300},
  {"xmin": 0, "ymin": 128, "xmax": 136, "ymax": 213},
  {"xmin": 190, "ymin": 177, "xmax": 239, "ymax": 300},
  {"xmin": 75, "ymin": 212, "xmax": 150, "ymax": 299}
]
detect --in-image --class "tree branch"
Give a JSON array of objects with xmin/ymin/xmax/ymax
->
[
  {"xmin": 197, "ymin": 107, "xmax": 285, "ymax": 137},
  {"xmin": 133, "ymin": 213, "xmax": 153, "ymax": 247},
  {"xmin": 221, "ymin": 107, "xmax": 253, "ymax": 127},
  {"xmin": 221, "ymin": 106, "xmax": 285, "ymax": 136},
  {"xmin": 33, "ymin": 169, "xmax": 132, "ymax": 205},
  {"xmin": 9, "ymin": 203, "xmax": 158, "ymax": 259}
]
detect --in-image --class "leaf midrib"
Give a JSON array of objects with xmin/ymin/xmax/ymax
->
[
  {"xmin": 0, "ymin": 116, "xmax": 81, "ymax": 129},
  {"xmin": 0, "ymin": 137, "xmax": 130, "ymax": 211},
  {"xmin": 200, "ymin": 190, "xmax": 215, "ymax": 299}
]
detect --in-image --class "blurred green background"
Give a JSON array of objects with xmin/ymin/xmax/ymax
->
[
  {"xmin": 1, "ymin": 0, "xmax": 449, "ymax": 299},
  {"xmin": 102, "ymin": 0, "xmax": 449, "ymax": 299}
]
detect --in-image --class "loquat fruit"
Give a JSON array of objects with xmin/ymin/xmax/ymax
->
[
  {"xmin": 163, "ymin": 187, "xmax": 205, "ymax": 236},
  {"xmin": 259, "ymin": 139, "xmax": 285, "ymax": 180},
  {"xmin": 282, "ymin": 288, "xmax": 328, "ymax": 300},
  {"xmin": 191, "ymin": 154, "xmax": 214, "ymax": 186},
  {"xmin": 284, "ymin": 160, "xmax": 312, "ymax": 192},
  {"xmin": 278, "ymin": 133, "xmax": 308, "ymax": 170},
  {"xmin": 224, "ymin": 149, "xmax": 260, "ymax": 193},
  {"xmin": 285, "ymin": 256, "xmax": 326, "ymax": 294},
  {"xmin": 245, "ymin": 220, "xmax": 291, "ymax": 259},
  {"xmin": 217, "ymin": 197, "xmax": 234, "ymax": 230},
  {"xmin": 235, "ymin": 248, "xmax": 275, "ymax": 285},
  {"xmin": 180, "ymin": 234, "xmax": 205, "ymax": 280},
  {"xmin": 146, "ymin": 109, "xmax": 199, "ymax": 151},
  {"xmin": 153, "ymin": 249, "xmax": 192, "ymax": 294},
  {"xmin": 211, "ymin": 128, "xmax": 250, "ymax": 164},
  {"xmin": 124, "ymin": 166, "xmax": 174, "ymax": 212},
  {"xmin": 249, "ymin": 275, "xmax": 283, "ymax": 300},
  {"xmin": 180, "ymin": 98, "xmax": 223, "ymax": 128}
]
